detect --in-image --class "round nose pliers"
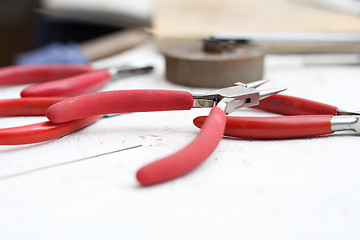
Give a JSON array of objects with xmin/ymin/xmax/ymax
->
[
  {"xmin": 194, "ymin": 94, "xmax": 360, "ymax": 139},
  {"xmin": 45, "ymin": 80, "xmax": 285, "ymax": 185}
]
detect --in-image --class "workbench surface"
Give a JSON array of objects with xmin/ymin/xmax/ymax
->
[{"xmin": 1, "ymin": 42, "xmax": 360, "ymax": 240}]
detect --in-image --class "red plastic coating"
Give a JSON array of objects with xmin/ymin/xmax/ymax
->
[
  {"xmin": 0, "ymin": 65, "xmax": 93, "ymax": 86},
  {"xmin": 0, "ymin": 116, "xmax": 100, "ymax": 145},
  {"xmin": 0, "ymin": 97, "xmax": 65, "ymax": 116},
  {"xmin": 136, "ymin": 107, "xmax": 226, "ymax": 186},
  {"xmin": 46, "ymin": 90, "xmax": 194, "ymax": 123},
  {"xmin": 193, "ymin": 115, "xmax": 333, "ymax": 139},
  {"xmin": 254, "ymin": 94, "xmax": 338, "ymax": 115},
  {"xmin": 21, "ymin": 70, "xmax": 112, "ymax": 97},
  {"xmin": 0, "ymin": 98, "xmax": 100, "ymax": 145}
]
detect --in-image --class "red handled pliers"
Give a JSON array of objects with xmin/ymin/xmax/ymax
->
[
  {"xmin": 193, "ymin": 94, "xmax": 360, "ymax": 139},
  {"xmin": 0, "ymin": 64, "xmax": 153, "ymax": 97},
  {"xmin": 45, "ymin": 80, "xmax": 285, "ymax": 186},
  {"xmin": 0, "ymin": 97, "xmax": 99, "ymax": 145}
]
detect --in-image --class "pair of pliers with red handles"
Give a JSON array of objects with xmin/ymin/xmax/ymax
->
[
  {"xmin": 194, "ymin": 94, "xmax": 360, "ymax": 139},
  {"xmin": 0, "ymin": 64, "xmax": 153, "ymax": 97},
  {"xmin": 44, "ymin": 80, "xmax": 284, "ymax": 186}
]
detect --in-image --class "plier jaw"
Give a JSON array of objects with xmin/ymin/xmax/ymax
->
[
  {"xmin": 192, "ymin": 80, "xmax": 285, "ymax": 115},
  {"xmin": 193, "ymin": 85, "xmax": 259, "ymax": 114},
  {"xmin": 193, "ymin": 85, "xmax": 260, "ymax": 114}
]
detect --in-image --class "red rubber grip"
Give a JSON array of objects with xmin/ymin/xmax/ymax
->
[
  {"xmin": 193, "ymin": 115, "xmax": 333, "ymax": 139},
  {"xmin": 254, "ymin": 94, "xmax": 338, "ymax": 115},
  {"xmin": 0, "ymin": 97, "xmax": 65, "ymax": 116},
  {"xmin": 0, "ymin": 116, "xmax": 100, "ymax": 145},
  {"xmin": 46, "ymin": 90, "xmax": 194, "ymax": 123},
  {"xmin": 0, "ymin": 65, "xmax": 93, "ymax": 86},
  {"xmin": 136, "ymin": 107, "xmax": 226, "ymax": 186},
  {"xmin": 21, "ymin": 70, "xmax": 112, "ymax": 97}
]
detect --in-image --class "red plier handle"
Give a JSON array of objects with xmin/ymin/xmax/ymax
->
[
  {"xmin": 137, "ymin": 107, "xmax": 226, "ymax": 185},
  {"xmin": 21, "ymin": 70, "xmax": 112, "ymax": 97},
  {"xmin": 0, "ymin": 98, "xmax": 99, "ymax": 145},
  {"xmin": 253, "ymin": 94, "xmax": 338, "ymax": 115},
  {"xmin": 20, "ymin": 65, "xmax": 153, "ymax": 97},
  {"xmin": 0, "ymin": 65, "xmax": 93, "ymax": 86},
  {"xmin": 194, "ymin": 94, "xmax": 341, "ymax": 139},
  {"xmin": 46, "ymin": 90, "xmax": 195, "ymax": 122}
]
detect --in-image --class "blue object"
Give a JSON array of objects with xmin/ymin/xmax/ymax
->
[{"xmin": 15, "ymin": 42, "xmax": 89, "ymax": 65}]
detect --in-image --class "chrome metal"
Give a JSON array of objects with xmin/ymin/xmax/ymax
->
[
  {"xmin": 206, "ymin": 85, "xmax": 259, "ymax": 100},
  {"xmin": 192, "ymin": 84, "xmax": 258, "ymax": 113},
  {"xmin": 217, "ymin": 97, "xmax": 247, "ymax": 114},
  {"xmin": 234, "ymin": 79, "xmax": 269, "ymax": 89},
  {"xmin": 331, "ymin": 116, "xmax": 360, "ymax": 133},
  {"xmin": 192, "ymin": 80, "xmax": 286, "ymax": 114},
  {"xmin": 259, "ymin": 88, "xmax": 287, "ymax": 100},
  {"xmin": 192, "ymin": 99, "xmax": 215, "ymax": 108},
  {"xmin": 337, "ymin": 109, "xmax": 360, "ymax": 116},
  {"xmin": 108, "ymin": 65, "xmax": 154, "ymax": 78}
]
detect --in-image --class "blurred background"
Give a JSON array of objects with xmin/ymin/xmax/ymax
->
[
  {"xmin": 0, "ymin": 0, "xmax": 359, "ymax": 66},
  {"xmin": 0, "ymin": 0, "xmax": 152, "ymax": 66}
]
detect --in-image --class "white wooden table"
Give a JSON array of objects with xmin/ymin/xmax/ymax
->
[{"xmin": 1, "ymin": 42, "xmax": 360, "ymax": 240}]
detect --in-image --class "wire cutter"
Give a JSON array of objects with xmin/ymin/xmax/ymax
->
[
  {"xmin": 0, "ymin": 97, "xmax": 100, "ymax": 145},
  {"xmin": 193, "ymin": 94, "xmax": 360, "ymax": 139},
  {"xmin": 0, "ymin": 64, "xmax": 153, "ymax": 97},
  {"xmin": 45, "ymin": 80, "xmax": 285, "ymax": 186}
]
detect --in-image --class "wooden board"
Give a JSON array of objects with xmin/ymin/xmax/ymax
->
[{"xmin": 154, "ymin": 0, "xmax": 360, "ymax": 53}]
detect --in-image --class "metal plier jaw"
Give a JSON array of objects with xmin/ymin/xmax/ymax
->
[
  {"xmin": 193, "ymin": 85, "xmax": 259, "ymax": 114},
  {"xmin": 192, "ymin": 80, "xmax": 284, "ymax": 115}
]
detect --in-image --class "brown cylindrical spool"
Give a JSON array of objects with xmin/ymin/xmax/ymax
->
[{"xmin": 164, "ymin": 41, "xmax": 264, "ymax": 88}]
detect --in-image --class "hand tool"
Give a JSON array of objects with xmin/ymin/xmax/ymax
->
[
  {"xmin": 20, "ymin": 65, "xmax": 153, "ymax": 97},
  {"xmin": 193, "ymin": 94, "xmax": 360, "ymax": 139},
  {"xmin": 163, "ymin": 41, "xmax": 264, "ymax": 87},
  {"xmin": 0, "ymin": 64, "xmax": 153, "ymax": 97},
  {"xmin": 45, "ymin": 80, "xmax": 285, "ymax": 185},
  {"xmin": 0, "ymin": 97, "xmax": 100, "ymax": 145}
]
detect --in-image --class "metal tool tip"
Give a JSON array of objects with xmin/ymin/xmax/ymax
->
[
  {"xmin": 245, "ymin": 79, "xmax": 270, "ymax": 88},
  {"xmin": 144, "ymin": 66, "xmax": 155, "ymax": 71},
  {"xmin": 337, "ymin": 109, "xmax": 360, "ymax": 116},
  {"xmin": 233, "ymin": 79, "xmax": 269, "ymax": 88},
  {"xmin": 259, "ymin": 87, "xmax": 287, "ymax": 100},
  {"xmin": 135, "ymin": 66, "xmax": 154, "ymax": 73}
]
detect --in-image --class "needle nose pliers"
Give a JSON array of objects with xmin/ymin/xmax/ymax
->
[
  {"xmin": 45, "ymin": 80, "xmax": 285, "ymax": 185},
  {"xmin": 194, "ymin": 94, "xmax": 360, "ymax": 139}
]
